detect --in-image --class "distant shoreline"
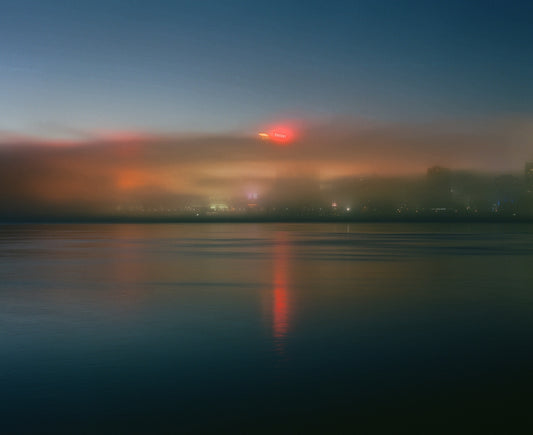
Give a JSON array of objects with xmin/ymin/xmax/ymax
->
[{"xmin": 1, "ymin": 216, "xmax": 532, "ymax": 224}]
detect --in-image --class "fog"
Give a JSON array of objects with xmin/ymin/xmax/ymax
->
[{"xmin": 1, "ymin": 117, "xmax": 532, "ymax": 218}]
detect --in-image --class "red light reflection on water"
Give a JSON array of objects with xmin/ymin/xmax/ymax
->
[
  {"xmin": 272, "ymin": 233, "xmax": 290, "ymax": 355},
  {"xmin": 273, "ymin": 286, "xmax": 288, "ymax": 339}
]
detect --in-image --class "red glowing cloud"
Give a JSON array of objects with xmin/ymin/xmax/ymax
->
[{"xmin": 258, "ymin": 123, "xmax": 297, "ymax": 145}]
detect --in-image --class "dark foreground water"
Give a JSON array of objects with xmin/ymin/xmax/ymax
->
[{"xmin": 1, "ymin": 223, "xmax": 533, "ymax": 433}]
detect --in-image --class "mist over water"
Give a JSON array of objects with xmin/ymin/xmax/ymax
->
[
  {"xmin": 1, "ymin": 223, "xmax": 533, "ymax": 432},
  {"xmin": 2, "ymin": 119, "xmax": 533, "ymax": 219}
]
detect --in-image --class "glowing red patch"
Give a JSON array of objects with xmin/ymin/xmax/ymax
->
[
  {"xmin": 270, "ymin": 129, "xmax": 292, "ymax": 144},
  {"xmin": 268, "ymin": 128, "xmax": 294, "ymax": 145},
  {"xmin": 258, "ymin": 121, "xmax": 298, "ymax": 145}
]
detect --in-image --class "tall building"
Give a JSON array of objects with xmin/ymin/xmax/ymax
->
[
  {"xmin": 426, "ymin": 166, "xmax": 452, "ymax": 209},
  {"xmin": 494, "ymin": 174, "xmax": 521, "ymax": 214},
  {"xmin": 526, "ymin": 162, "xmax": 533, "ymax": 193}
]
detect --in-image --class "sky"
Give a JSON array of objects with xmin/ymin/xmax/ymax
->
[{"xmin": 1, "ymin": 0, "xmax": 532, "ymax": 215}]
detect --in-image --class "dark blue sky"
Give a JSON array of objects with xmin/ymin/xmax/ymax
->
[{"xmin": 1, "ymin": 0, "xmax": 532, "ymax": 137}]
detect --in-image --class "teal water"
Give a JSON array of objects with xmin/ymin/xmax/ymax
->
[{"xmin": 1, "ymin": 223, "xmax": 533, "ymax": 433}]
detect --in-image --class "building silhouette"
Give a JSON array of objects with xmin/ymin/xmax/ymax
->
[
  {"xmin": 526, "ymin": 162, "xmax": 533, "ymax": 193},
  {"xmin": 426, "ymin": 166, "xmax": 452, "ymax": 210}
]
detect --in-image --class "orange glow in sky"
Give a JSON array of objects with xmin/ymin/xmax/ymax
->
[{"xmin": 117, "ymin": 170, "xmax": 149, "ymax": 190}]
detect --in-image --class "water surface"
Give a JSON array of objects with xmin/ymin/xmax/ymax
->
[{"xmin": 1, "ymin": 223, "xmax": 533, "ymax": 433}]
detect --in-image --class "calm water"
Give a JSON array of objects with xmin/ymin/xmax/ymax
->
[{"xmin": 1, "ymin": 223, "xmax": 533, "ymax": 433}]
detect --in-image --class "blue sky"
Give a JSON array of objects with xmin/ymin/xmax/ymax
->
[{"xmin": 1, "ymin": 0, "xmax": 532, "ymax": 137}]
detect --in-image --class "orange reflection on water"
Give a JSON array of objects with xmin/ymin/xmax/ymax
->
[
  {"xmin": 109, "ymin": 224, "xmax": 149, "ymax": 308},
  {"xmin": 273, "ymin": 233, "xmax": 290, "ymax": 355}
]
